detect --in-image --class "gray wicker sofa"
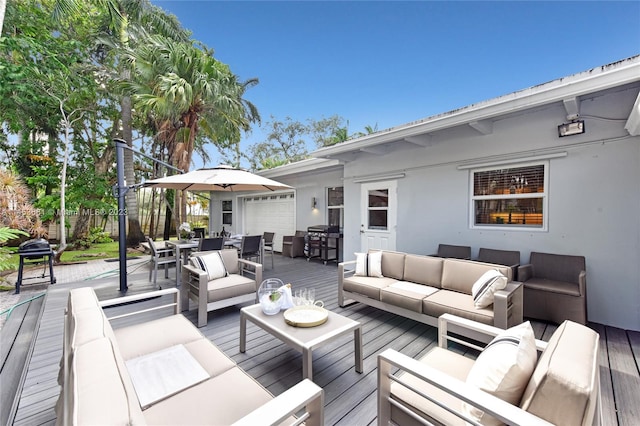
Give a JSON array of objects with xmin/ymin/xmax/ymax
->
[{"xmin": 338, "ymin": 250, "xmax": 523, "ymax": 331}]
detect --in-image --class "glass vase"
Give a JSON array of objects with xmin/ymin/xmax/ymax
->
[{"xmin": 258, "ymin": 278, "xmax": 285, "ymax": 315}]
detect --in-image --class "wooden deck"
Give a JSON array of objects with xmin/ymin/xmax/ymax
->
[{"xmin": 9, "ymin": 255, "xmax": 640, "ymax": 425}]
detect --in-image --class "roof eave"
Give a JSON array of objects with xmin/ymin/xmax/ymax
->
[{"xmin": 312, "ymin": 56, "xmax": 640, "ymax": 159}]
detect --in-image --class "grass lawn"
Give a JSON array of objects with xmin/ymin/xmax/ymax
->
[{"xmin": 4, "ymin": 241, "xmax": 144, "ymax": 271}]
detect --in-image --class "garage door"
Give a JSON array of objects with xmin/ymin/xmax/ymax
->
[{"xmin": 243, "ymin": 192, "xmax": 295, "ymax": 252}]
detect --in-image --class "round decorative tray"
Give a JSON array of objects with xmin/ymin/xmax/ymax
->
[{"xmin": 283, "ymin": 305, "xmax": 328, "ymax": 328}]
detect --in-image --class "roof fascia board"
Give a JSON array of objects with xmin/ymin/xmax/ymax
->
[
  {"xmin": 312, "ymin": 57, "xmax": 640, "ymax": 158},
  {"xmin": 257, "ymin": 158, "xmax": 342, "ymax": 178}
]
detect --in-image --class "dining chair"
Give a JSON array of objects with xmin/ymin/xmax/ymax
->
[
  {"xmin": 240, "ymin": 235, "xmax": 262, "ymax": 264},
  {"xmin": 198, "ymin": 237, "xmax": 224, "ymax": 251},
  {"xmin": 193, "ymin": 227, "xmax": 206, "ymax": 239},
  {"xmin": 262, "ymin": 232, "xmax": 275, "ymax": 269},
  {"xmin": 146, "ymin": 237, "xmax": 177, "ymax": 286}
]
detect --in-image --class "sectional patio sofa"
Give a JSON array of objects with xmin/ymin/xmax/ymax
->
[
  {"xmin": 338, "ymin": 250, "xmax": 523, "ymax": 331},
  {"xmin": 56, "ymin": 287, "xmax": 324, "ymax": 425}
]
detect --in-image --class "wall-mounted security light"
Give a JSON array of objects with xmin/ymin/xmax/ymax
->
[{"xmin": 558, "ymin": 120, "xmax": 585, "ymax": 137}]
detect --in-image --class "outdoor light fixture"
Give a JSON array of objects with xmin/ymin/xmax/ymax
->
[
  {"xmin": 558, "ymin": 120, "xmax": 585, "ymax": 137},
  {"xmin": 311, "ymin": 197, "xmax": 317, "ymax": 209}
]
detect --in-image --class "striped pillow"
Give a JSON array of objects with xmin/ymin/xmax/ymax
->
[
  {"xmin": 472, "ymin": 269, "xmax": 508, "ymax": 308},
  {"xmin": 190, "ymin": 252, "xmax": 228, "ymax": 280},
  {"xmin": 354, "ymin": 251, "xmax": 383, "ymax": 277},
  {"xmin": 463, "ymin": 321, "xmax": 537, "ymax": 426}
]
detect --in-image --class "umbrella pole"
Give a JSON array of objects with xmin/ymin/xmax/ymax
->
[
  {"xmin": 113, "ymin": 138, "xmax": 184, "ymax": 293},
  {"xmin": 114, "ymin": 139, "xmax": 128, "ymax": 293}
]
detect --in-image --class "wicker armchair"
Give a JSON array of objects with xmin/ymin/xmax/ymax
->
[{"xmin": 282, "ymin": 231, "xmax": 306, "ymax": 258}]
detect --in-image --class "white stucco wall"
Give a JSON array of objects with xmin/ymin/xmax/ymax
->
[
  {"xmin": 272, "ymin": 168, "xmax": 344, "ymax": 232},
  {"xmin": 335, "ymin": 87, "xmax": 640, "ymax": 330}
]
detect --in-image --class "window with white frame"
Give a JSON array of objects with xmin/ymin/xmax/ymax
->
[
  {"xmin": 221, "ymin": 200, "xmax": 232, "ymax": 226},
  {"xmin": 471, "ymin": 162, "xmax": 547, "ymax": 229},
  {"xmin": 327, "ymin": 187, "xmax": 343, "ymax": 230}
]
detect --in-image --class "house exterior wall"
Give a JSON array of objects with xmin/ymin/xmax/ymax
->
[
  {"xmin": 336, "ymin": 86, "xmax": 639, "ymax": 330},
  {"xmin": 269, "ymin": 168, "xmax": 344, "ymax": 232}
]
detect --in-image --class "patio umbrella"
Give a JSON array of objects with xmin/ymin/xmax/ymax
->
[{"xmin": 144, "ymin": 165, "xmax": 292, "ymax": 192}]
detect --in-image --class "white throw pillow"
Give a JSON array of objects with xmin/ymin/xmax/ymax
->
[
  {"xmin": 190, "ymin": 252, "xmax": 228, "ymax": 280},
  {"xmin": 463, "ymin": 321, "xmax": 537, "ymax": 426},
  {"xmin": 472, "ymin": 269, "xmax": 508, "ymax": 308},
  {"xmin": 354, "ymin": 251, "xmax": 383, "ymax": 278}
]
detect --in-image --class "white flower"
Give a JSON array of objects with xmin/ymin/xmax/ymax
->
[{"xmin": 178, "ymin": 222, "xmax": 191, "ymax": 232}]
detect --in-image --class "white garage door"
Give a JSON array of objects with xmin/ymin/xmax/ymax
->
[{"xmin": 243, "ymin": 192, "xmax": 295, "ymax": 252}]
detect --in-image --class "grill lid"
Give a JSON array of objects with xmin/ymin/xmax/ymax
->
[{"xmin": 18, "ymin": 238, "xmax": 52, "ymax": 254}]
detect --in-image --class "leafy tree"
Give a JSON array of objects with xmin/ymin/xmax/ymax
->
[
  {"xmin": 245, "ymin": 116, "xmax": 310, "ymax": 170},
  {"xmin": 122, "ymin": 35, "xmax": 259, "ymax": 224},
  {"xmin": 352, "ymin": 123, "xmax": 379, "ymax": 138},
  {"xmin": 54, "ymin": 0, "xmax": 191, "ymax": 247},
  {"xmin": 0, "ymin": 169, "xmax": 47, "ymax": 238},
  {"xmin": 308, "ymin": 115, "xmax": 348, "ymax": 148}
]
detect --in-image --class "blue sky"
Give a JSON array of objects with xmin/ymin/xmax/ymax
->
[{"xmin": 154, "ymin": 1, "xmax": 640, "ymax": 167}]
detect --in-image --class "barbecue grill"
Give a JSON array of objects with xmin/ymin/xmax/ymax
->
[
  {"xmin": 305, "ymin": 225, "xmax": 342, "ymax": 265},
  {"xmin": 16, "ymin": 238, "xmax": 56, "ymax": 294}
]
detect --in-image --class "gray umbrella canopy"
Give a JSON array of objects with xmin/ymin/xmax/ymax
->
[{"xmin": 144, "ymin": 165, "xmax": 292, "ymax": 192}]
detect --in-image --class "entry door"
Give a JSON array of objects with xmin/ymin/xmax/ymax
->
[{"xmin": 360, "ymin": 181, "xmax": 397, "ymax": 251}]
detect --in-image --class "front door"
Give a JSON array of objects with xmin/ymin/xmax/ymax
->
[{"xmin": 360, "ymin": 180, "xmax": 397, "ymax": 251}]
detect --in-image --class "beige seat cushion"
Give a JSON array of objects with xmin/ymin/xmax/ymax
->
[
  {"xmin": 520, "ymin": 320, "xmax": 599, "ymax": 426},
  {"xmin": 71, "ymin": 337, "xmax": 145, "ymax": 425},
  {"xmin": 381, "ymin": 281, "xmax": 439, "ymax": 313},
  {"xmin": 423, "ymin": 290, "xmax": 494, "ymax": 325},
  {"xmin": 114, "ymin": 314, "xmax": 205, "ymax": 360},
  {"xmin": 206, "ymin": 274, "xmax": 256, "ymax": 302},
  {"xmin": 390, "ymin": 347, "xmax": 474, "ymax": 426},
  {"xmin": 142, "ymin": 366, "xmax": 287, "ymax": 425},
  {"xmin": 343, "ymin": 276, "xmax": 397, "ymax": 300}
]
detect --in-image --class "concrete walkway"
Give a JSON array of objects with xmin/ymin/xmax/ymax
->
[{"xmin": 0, "ymin": 255, "xmax": 152, "ymax": 329}]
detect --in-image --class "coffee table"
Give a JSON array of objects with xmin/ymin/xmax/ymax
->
[{"xmin": 240, "ymin": 304, "xmax": 363, "ymax": 381}]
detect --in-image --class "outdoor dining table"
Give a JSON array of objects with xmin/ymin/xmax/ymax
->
[{"xmin": 165, "ymin": 239, "xmax": 198, "ymax": 287}]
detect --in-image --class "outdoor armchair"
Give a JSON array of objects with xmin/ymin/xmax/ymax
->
[
  {"xmin": 181, "ymin": 249, "xmax": 262, "ymax": 327},
  {"xmin": 378, "ymin": 313, "xmax": 600, "ymax": 426},
  {"xmin": 282, "ymin": 231, "xmax": 306, "ymax": 258},
  {"xmin": 430, "ymin": 243, "xmax": 471, "ymax": 259},
  {"xmin": 518, "ymin": 251, "xmax": 587, "ymax": 324},
  {"xmin": 475, "ymin": 247, "xmax": 521, "ymax": 281}
]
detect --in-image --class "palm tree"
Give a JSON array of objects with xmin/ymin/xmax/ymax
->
[
  {"xmin": 53, "ymin": 0, "xmax": 189, "ymax": 246},
  {"xmin": 123, "ymin": 35, "xmax": 259, "ymax": 224}
]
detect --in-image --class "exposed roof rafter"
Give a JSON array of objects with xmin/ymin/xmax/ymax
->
[
  {"xmin": 468, "ymin": 119, "xmax": 493, "ymax": 135},
  {"xmin": 404, "ymin": 135, "xmax": 434, "ymax": 147}
]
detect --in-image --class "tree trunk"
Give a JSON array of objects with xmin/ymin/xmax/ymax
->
[
  {"xmin": 121, "ymin": 93, "xmax": 145, "ymax": 246},
  {"xmin": 71, "ymin": 206, "xmax": 92, "ymax": 241}
]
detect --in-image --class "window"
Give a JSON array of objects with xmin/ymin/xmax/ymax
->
[
  {"xmin": 327, "ymin": 187, "xmax": 343, "ymax": 230},
  {"xmin": 367, "ymin": 188, "xmax": 389, "ymax": 230},
  {"xmin": 471, "ymin": 162, "xmax": 547, "ymax": 230},
  {"xmin": 221, "ymin": 200, "xmax": 232, "ymax": 226}
]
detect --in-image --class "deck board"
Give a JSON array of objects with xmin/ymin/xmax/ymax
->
[
  {"xmin": 606, "ymin": 326, "xmax": 640, "ymax": 426},
  {"xmin": 9, "ymin": 254, "xmax": 639, "ymax": 425}
]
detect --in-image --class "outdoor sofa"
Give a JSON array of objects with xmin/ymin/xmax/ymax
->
[
  {"xmin": 378, "ymin": 313, "xmax": 600, "ymax": 425},
  {"xmin": 338, "ymin": 250, "xmax": 523, "ymax": 335},
  {"xmin": 56, "ymin": 286, "xmax": 324, "ymax": 425},
  {"xmin": 181, "ymin": 249, "xmax": 262, "ymax": 327}
]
